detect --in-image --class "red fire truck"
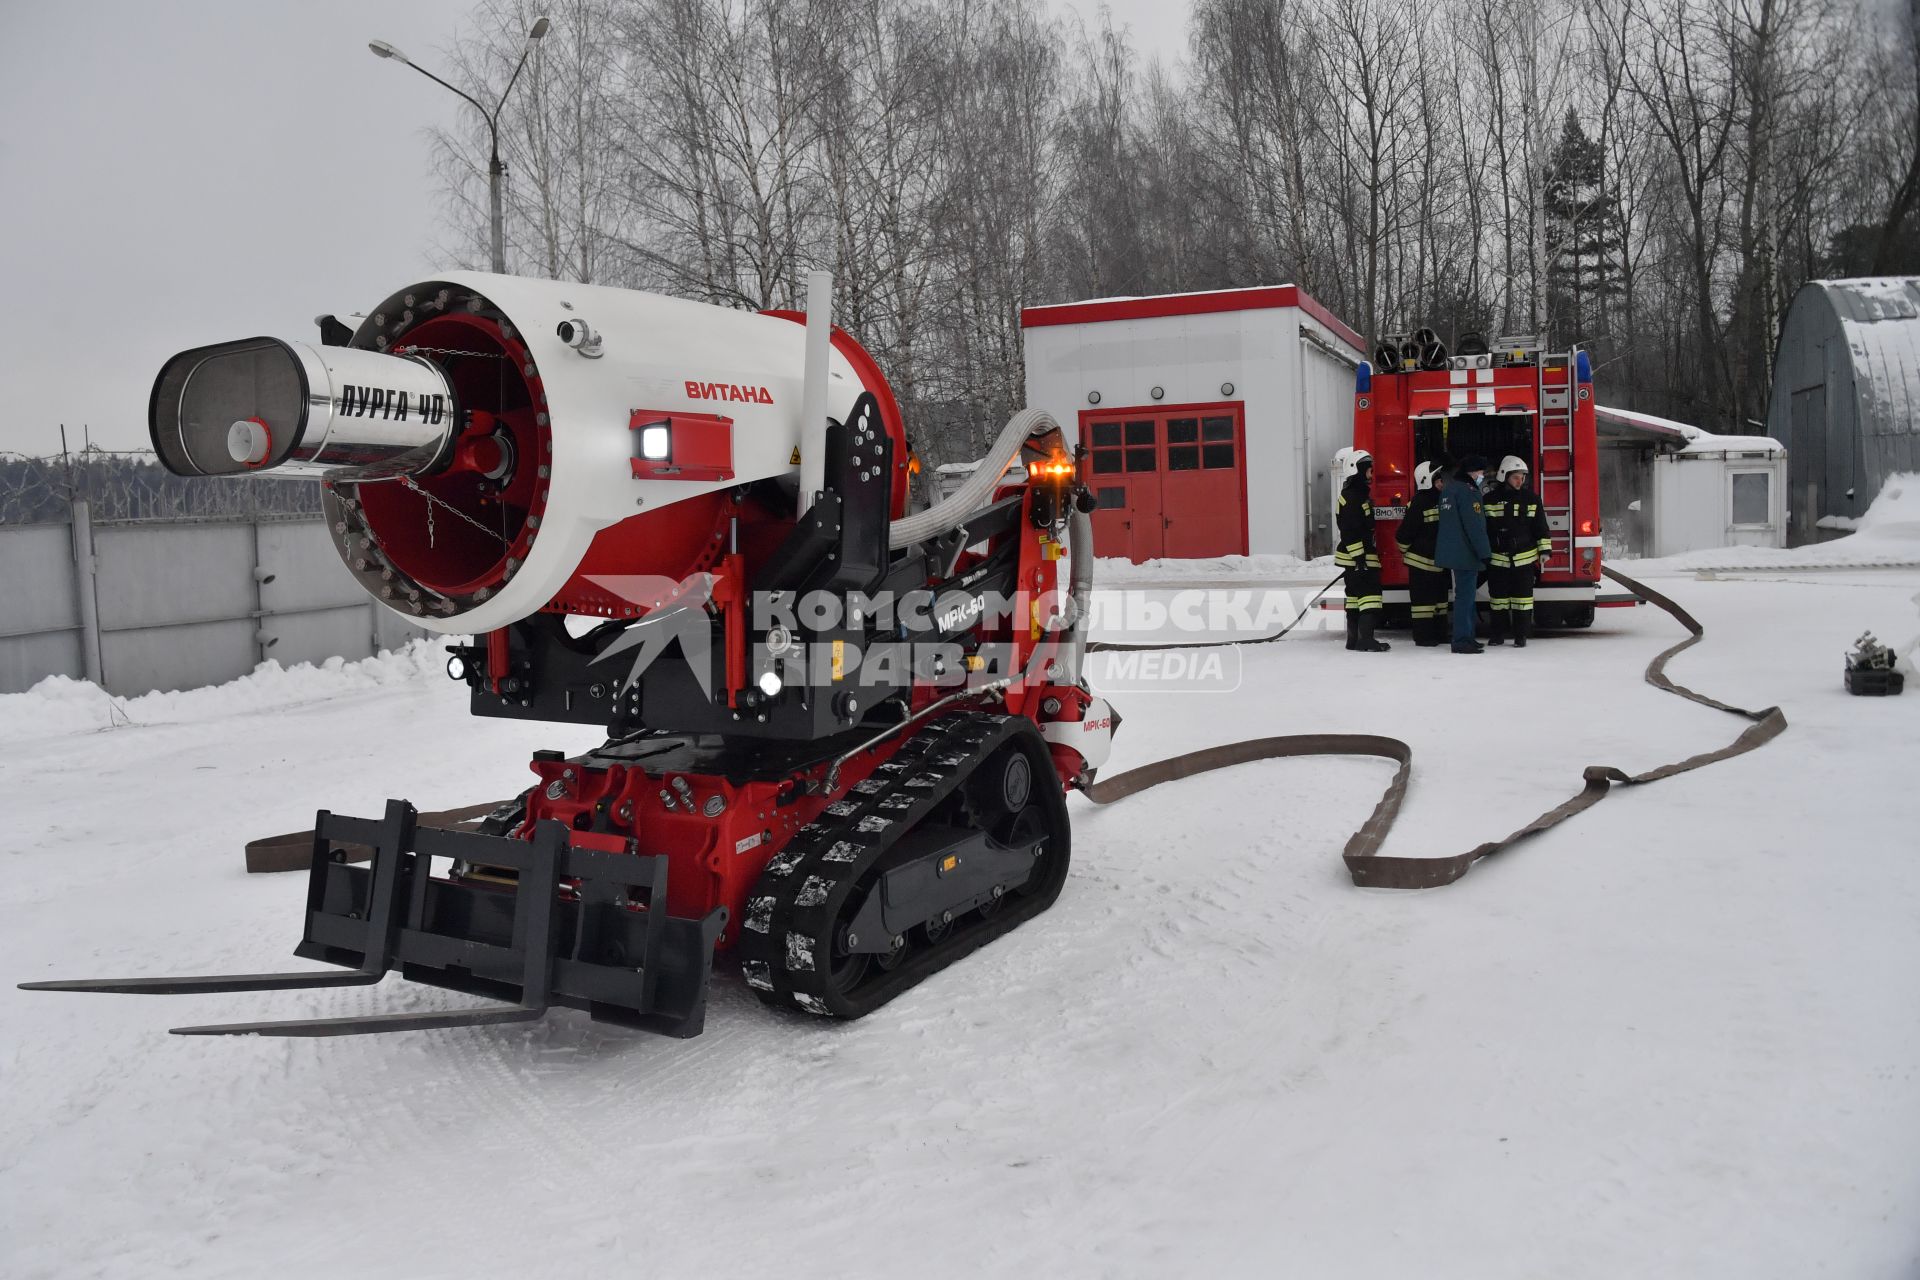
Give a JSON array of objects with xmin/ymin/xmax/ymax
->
[{"xmin": 1352, "ymin": 333, "xmax": 1607, "ymax": 628}]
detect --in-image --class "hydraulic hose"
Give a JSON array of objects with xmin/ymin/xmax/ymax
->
[
  {"xmin": 1060, "ymin": 505, "xmax": 1095, "ymax": 685},
  {"xmin": 879, "ymin": 405, "xmax": 1090, "ymax": 683},
  {"xmin": 888, "ymin": 407, "xmax": 1062, "ymax": 550}
]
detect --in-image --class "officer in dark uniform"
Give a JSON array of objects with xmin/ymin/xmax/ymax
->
[
  {"xmin": 1483, "ymin": 455, "xmax": 1552, "ymax": 647},
  {"xmin": 1334, "ymin": 447, "xmax": 1389, "ymax": 652},
  {"xmin": 1435, "ymin": 455, "xmax": 1493, "ymax": 653},
  {"xmin": 1396, "ymin": 460, "xmax": 1449, "ymax": 647}
]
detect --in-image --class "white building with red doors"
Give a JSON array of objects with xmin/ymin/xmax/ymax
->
[{"xmin": 1021, "ymin": 286, "xmax": 1366, "ymax": 562}]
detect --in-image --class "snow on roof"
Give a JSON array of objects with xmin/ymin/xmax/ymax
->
[
  {"xmin": 1820, "ymin": 276, "xmax": 1920, "ymax": 324},
  {"xmin": 1595, "ymin": 404, "xmax": 1785, "ymax": 456},
  {"xmin": 1814, "ymin": 278, "xmax": 1920, "ymax": 440},
  {"xmin": 1048, "ymin": 285, "xmax": 1300, "ymax": 308},
  {"xmin": 1596, "ymin": 405, "xmax": 1690, "ymax": 443}
]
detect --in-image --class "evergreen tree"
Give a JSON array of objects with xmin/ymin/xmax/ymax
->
[{"xmin": 1544, "ymin": 108, "xmax": 1624, "ymax": 346}]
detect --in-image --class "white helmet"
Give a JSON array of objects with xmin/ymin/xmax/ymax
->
[
  {"xmin": 1414, "ymin": 461, "xmax": 1439, "ymax": 490},
  {"xmin": 1497, "ymin": 455, "xmax": 1529, "ymax": 480},
  {"xmin": 1335, "ymin": 447, "xmax": 1373, "ymax": 482}
]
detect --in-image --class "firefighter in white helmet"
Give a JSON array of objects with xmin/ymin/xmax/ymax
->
[
  {"xmin": 1395, "ymin": 459, "xmax": 1450, "ymax": 646},
  {"xmin": 1483, "ymin": 455, "xmax": 1552, "ymax": 646},
  {"xmin": 1334, "ymin": 447, "xmax": 1389, "ymax": 651}
]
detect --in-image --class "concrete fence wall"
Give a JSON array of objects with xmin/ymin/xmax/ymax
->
[{"xmin": 0, "ymin": 509, "xmax": 425, "ymax": 698}]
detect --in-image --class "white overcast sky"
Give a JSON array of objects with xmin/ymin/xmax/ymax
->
[{"xmin": 0, "ymin": 0, "xmax": 1189, "ymax": 453}]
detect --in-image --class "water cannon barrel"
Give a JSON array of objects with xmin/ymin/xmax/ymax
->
[
  {"xmin": 143, "ymin": 272, "xmax": 911, "ymax": 635},
  {"xmin": 150, "ymin": 339, "xmax": 458, "ymax": 480}
]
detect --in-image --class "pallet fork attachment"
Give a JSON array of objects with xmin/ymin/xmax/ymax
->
[{"xmin": 19, "ymin": 799, "xmax": 725, "ymax": 1039}]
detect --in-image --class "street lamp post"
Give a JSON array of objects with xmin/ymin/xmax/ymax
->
[{"xmin": 370, "ymin": 16, "xmax": 550, "ymax": 274}]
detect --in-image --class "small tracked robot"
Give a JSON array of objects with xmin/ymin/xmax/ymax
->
[{"xmin": 25, "ymin": 271, "xmax": 1114, "ymax": 1037}]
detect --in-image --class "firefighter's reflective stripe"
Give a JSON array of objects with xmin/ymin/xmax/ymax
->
[
  {"xmin": 1487, "ymin": 557, "xmax": 1537, "ymax": 612},
  {"xmin": 1336, "ymin": 488, "xmax": 1380, "ymax": 570},
  {"xmin": 1344, "ymin": 555, "xmax": 1385, "ymax": 613},
  {"xmin": 1487, "ymin": 492, "xmax": 1548, "ymax": 581},
  {"xmin": 1407, "ymin": 563, "xmax": 1450, "ymax": 644},
  {"xmin": 1335, "ymin": 540, "xmax": 1381, "ymax": 570},
  {"xmin": 1397, "ymin": 488, "xmax": 1444, "ymax": 595}
]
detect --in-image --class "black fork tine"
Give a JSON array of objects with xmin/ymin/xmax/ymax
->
[
  {"xmin": 21, "ymin": 809, "xmax": 631, "ymax": 1039},
  {"xmin": 170, "ymin": 1004, "xmax": 544, "ymax": 1038},
  {"xmin": 19, "ymin": 971, "xmax": 383, "ymax": 995}
]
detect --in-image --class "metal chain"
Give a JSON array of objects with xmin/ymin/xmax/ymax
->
[
  {"xmin": 398, "ymin": 475, "xmax": 511, "ymax": 549},
  {"xmin": 393, "ymin": 344, "xmax": 505, "ymax": 360},
  {"xmin": 376, "ymin": 341, "xmax": 510, "ymax": 552}
]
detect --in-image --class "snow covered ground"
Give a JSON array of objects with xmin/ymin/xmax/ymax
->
[
  {"xmin": 1094, "ymin": 551, "xmax": 1331, "ymax": 587},
  {"xmin": 3, "ymin": 561, "xmax": 1918, "ymax": 1278},
  {"xmin": 1631, "ymin": 472, "xmax": 1920, "ymax": 573}
]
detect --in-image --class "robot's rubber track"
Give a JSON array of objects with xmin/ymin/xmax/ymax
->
[{"xmin": 735, "ymin": 710, "xmax": 1070, "ymax": 1020}]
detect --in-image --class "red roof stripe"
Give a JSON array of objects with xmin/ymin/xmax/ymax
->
[
  {"xmin": 1019, "ymin": 285, "xmax": 1365, "ymax": 352},
  {"xmin": 1290, "ymin": 292, "xmax": 1367, "ymax": 355}
]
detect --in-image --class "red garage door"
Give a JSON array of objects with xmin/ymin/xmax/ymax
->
[{"xmin": 1082, "ymin": 403, "xmax": 1247, "ymax": 562}]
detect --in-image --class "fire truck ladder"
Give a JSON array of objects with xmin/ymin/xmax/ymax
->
[{"xmin": 1534, "ymin": 351, "xmax": 1578, "ymax": 575}]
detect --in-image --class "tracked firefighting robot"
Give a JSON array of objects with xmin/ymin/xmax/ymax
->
[{"xmin": 23, "ymin": 271, "xmax": 1115, "ymax": 1038}]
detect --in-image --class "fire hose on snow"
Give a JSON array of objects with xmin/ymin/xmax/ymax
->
[{"xmin": 1079, "ymin": 566, "xmax": 1788, "ymax": 888}]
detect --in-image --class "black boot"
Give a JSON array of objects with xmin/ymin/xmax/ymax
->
[
  {"xmin": 1513, "ymin": 611, "xmax": 1529, "ymax": 648},
  {"xmin": 1488, "ymin": 609, "xmax": 1507, "ymax": 645},
  {"xmin": 1345, "ymin": 610, "xmax": 1359, "ymax": 651},
  {"xmin": 1357, "ymin": 612, "xmax": 1391, "ymax": 651}
]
